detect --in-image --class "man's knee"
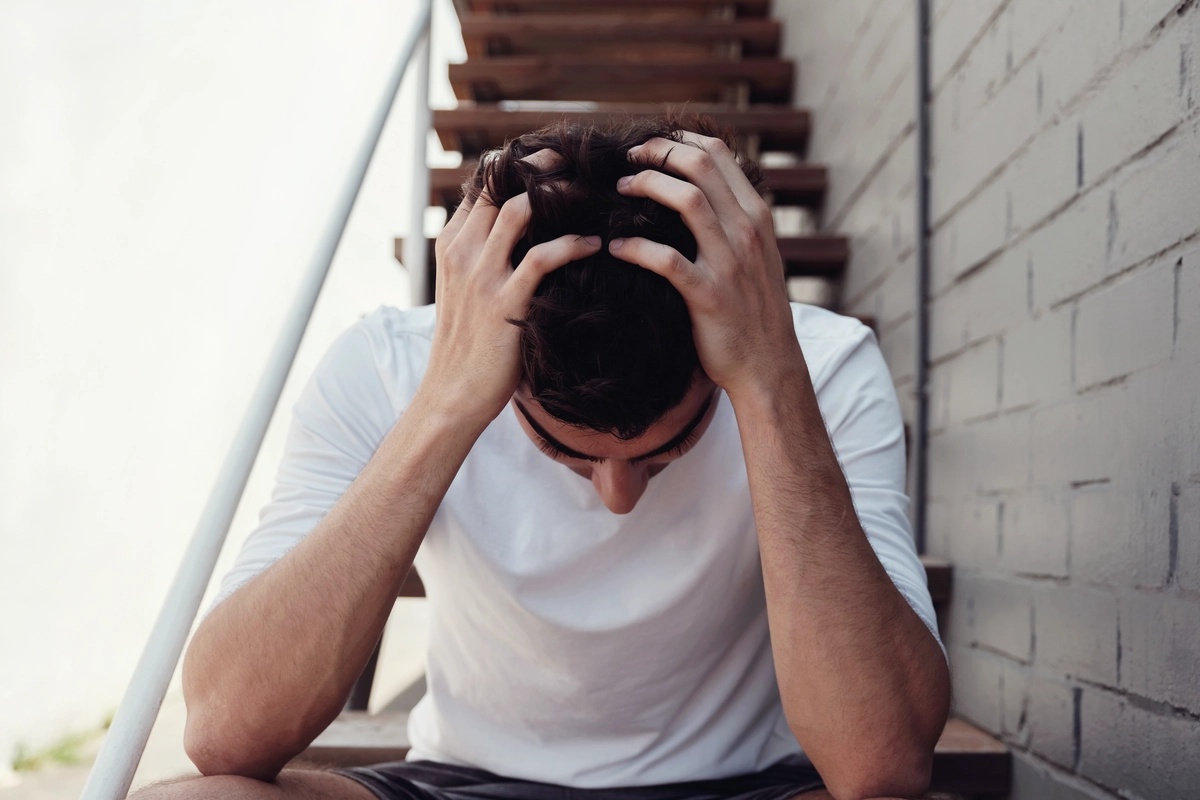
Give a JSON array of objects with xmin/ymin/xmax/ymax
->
[{"xmin": 128, "ymin": 769, "xmax": 373, "ymax": 800}]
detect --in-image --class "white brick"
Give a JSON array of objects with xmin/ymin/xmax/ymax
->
[
  {"xmin": 1080, "ymin": 688, "xmax": 1200, "ymax": 800},
  {"xmin": 948, "ymin": 643, "xmax": 1005, "ymax": 732},
  {"xmin": 878, "ymin": 313, "xmax": 916, "ymax": 384},
  {"xmin": 1119, "ymin": 0, "xmax": 1189, "ymax": 48},
  {"xmin": 1033, "ymin": 584, "xmax": 1119, "ymax": 686},
  {"xmin": 1108, "ymin": 123, "xmax": 1200, "ymax": 276},
  {"xmin": 1035, "ymin": 0, "xmax": 1124, "ymax": 117},
  {"xmin": 954, "ymin": 573, "xmax": 1035, "ymax": 662},
  {"xmin": 1031, "ymin": 394, "xmax": 1119, "ymax": 488},
  {"xmin": 931, "ymin": 247, "xmax": 1030, "ymax": 362},
  {"xmin": 875, "ymin": 252, "xmax": 917, "ymax": 329},
  {"xmin": 1177, "ymin": 482, "xmax": 1200, "ymax": 593},
  {"xmin": 1008, "ymin": 115, "xmax": 1080, "ymax": 233},
  {"xmin": 938, "ymin": 339, "xmax": 1002, "ymax": 423},
  {"xmin": 930, "ymin": 0, "xmax": 1008, "ymax": 89},
  {"xmin": 970, "ymin": 412, "xmax": 1033, "ymax": 492},
  {"xmin": 1000, "ymin": 657, "xmax": 1031, "ymax": 737},
  {"xmin": 926, "ymin": 497, "xmax": 1002, "ymax": 571},
  {"xmin": 1175, "ymin": 245, "xmax": 1200, "ymax": 367},
  {"xmin": 1074, "ymin": 260, "xmax": 1175, "ymax": 391},
  {"xmin": 932, "ymin": 58, "xmax": 1044, "ymax": 223},
  {"xmin": 1119, "ymin": 592, "xmax": 1200, "ymax": 714},
  {"xmin": 1019, "ymin": 673, "xmax": 1080, "ymax": 770},
  {"xmin": 1011, "ymin": 752, "xmax": 1121, "ymax": 800},
  {"xmin": 1081, "ymin": 23, "xmax": 1190, "ymax": 183},
  {"xmin": 1000, "ymin": 489, "xmax": 1070, "ymax": 577},
  {"xmin": 1069, "ymin": 482, "xmax": 1172, "ymax": 588},
  {"xmin": 1002, "ymin": 306, "xmax": 1074, "ymax": 410},
  {"xmin": 1027, "ymin": 189, "xmax": 1110, "ymax": 309}
]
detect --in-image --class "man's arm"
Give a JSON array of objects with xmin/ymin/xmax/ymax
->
[
  {"xmin": 610, "ymin": 134, "xmax": 950, "ymax": 800},
  {"xmin": 183, "ymin": 153, "xmax": 600, "ymax": 780}
]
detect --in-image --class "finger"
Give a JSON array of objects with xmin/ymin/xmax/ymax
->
[
  {"xmin": 669, "ymin": 130, "xmax": 767, "ymax": 216},
  {"xmin": 476, "ymin": 192, "xmax": 533, "ymax": 272},
  {"xmin": 607, "ymin": 236, "xmax": 703, "ymax": 294},
  {"xmin": 449, "ymin": 185, "xmax": 502, "ymax": 257},
  {"xmin": 627, "ymin": 136, "xmax": 743, "ymax": 221},
  {"xmin": 520, "ymin": 148, "xmax": 563, "ymax": 171},
  {"xmin": 616, "ymin": 169, "xmax": 734, "ymax": 259},
  {"xmin": 504, "ymin": 234, "xmax": 602, "ymax": 307}
]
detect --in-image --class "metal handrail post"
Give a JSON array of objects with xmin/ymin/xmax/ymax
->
[
  {"xmin": 404, "ymin": 14, "xmax": 434, "ymax": 305},
  {"xmin": 80, "ymin": 3, "xmax": 433, "ymax": 797}
]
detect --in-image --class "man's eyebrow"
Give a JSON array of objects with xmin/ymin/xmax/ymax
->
[{"xmin": 514, "ymin": 391, "xmax": 716, "ymax": 463}]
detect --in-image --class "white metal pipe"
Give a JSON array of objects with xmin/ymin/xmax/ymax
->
[
  {"xmin": 404, "ymin": 14, "xmax": 434, "ymax": 305},
  {"xmin": 80, "ymin": 3, "xmax": 433, "ymax": 798}
]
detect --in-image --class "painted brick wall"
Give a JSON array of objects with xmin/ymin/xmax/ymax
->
[{"xmin": 776, "ymin": 1, "xmax": 1200, "ymax": 797}]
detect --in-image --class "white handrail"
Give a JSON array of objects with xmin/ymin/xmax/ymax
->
[
  {"xmin": 79, "ymin": 2, "xmax": 433, "ymax": 797},
  {"xmin": 404, "ymin": 19, "xmax": 434, "ymax": 305}
]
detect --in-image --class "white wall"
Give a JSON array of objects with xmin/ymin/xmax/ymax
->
[{"xmin": 0, "ymin": 0, "xmax": 463, "ymax": 770}]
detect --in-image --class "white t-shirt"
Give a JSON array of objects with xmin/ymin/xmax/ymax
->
[{"xmin": 214, "ymin": 302, "xmax": 941, "ymax": 788}]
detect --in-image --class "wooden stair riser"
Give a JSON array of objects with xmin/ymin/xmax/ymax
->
[
  {"xmin": 428, "ymin": 165, "xmax": 827, "ymax": 212},
  {"xmin": 434, "ymin": 106, "xmax": 810, "ymax": 159},
  {"xmin": 453, "ymin": 0, "xmax": 771, "ymax": 18},
  {"xmin": 450, "ymin": 57, "xmax": 792, "ymax": 104},
  {"xmin": 461, "ymin": 16, "xmax": 781, "ymax": 58}
]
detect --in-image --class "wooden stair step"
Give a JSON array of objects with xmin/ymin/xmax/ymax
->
[
  {"xmin": 395, "ymin": 235, "xmax": 846, "ymax": 279},
  {"xmin": 427, "ymin": 164, "xmax": 827, "ymax": 211},
  {"xmin": 460, "ymin": 15, "xmax": 781, "ymax": 58},
  {"xmin": 435, "ymin": 105, "xmax": 811, "ymax": 157},
  {"xmin": 301, "ymin": 713, "xmax": 1009, "ymax": 795},
  {"xmin": 450, "ymin": 57, "xmax": 793, "ymax": 104},
  {"xmin": 777, "ymin": 236, "xmax": 848, "ymax": 277},
  {"xmin": 453, "ymin": 0, "xmax": 771, "ymax": 18}
]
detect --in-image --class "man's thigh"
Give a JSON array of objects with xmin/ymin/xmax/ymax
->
[{"xmin": 129, "ymin": 768, "xmax": 376, "ymax": 800}]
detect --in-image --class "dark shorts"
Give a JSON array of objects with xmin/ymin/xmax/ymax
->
[{"xmin": 335, "ymin": 760, "xmax": 824, "ymax": 800}]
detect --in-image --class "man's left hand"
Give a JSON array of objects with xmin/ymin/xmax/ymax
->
[{"xmin": 608, "ymin": 132, "xmax": 804, "ymax": 401}]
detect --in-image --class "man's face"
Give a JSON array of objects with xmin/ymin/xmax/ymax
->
[{"xmin": 511, "ymin": 377, "xmax": 720, "ymax": 515}]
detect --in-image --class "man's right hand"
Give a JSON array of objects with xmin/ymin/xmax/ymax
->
[{"xmin": 420, "ymin": 150, "xmax": 600, "ymax": 426}]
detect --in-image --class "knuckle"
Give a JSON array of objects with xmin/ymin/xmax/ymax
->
[
  {"xmin": 682, "ymin": 186, "xmax": 708, "ymax": 212},
  {"xmin": 692, "ymin": 151, "xmax": 717, "ymax": 174}
]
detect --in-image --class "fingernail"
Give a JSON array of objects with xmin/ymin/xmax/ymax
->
[
  {"xmin": 609, "ymin": 238, "xmax": 625, "ymax": 251},
  {"xmin": 617, "ymin": 176, "xmax": 633, "ymax": 190},
  {"xmin": 583, "ymin": 235, "xmax": 601, "ymax": 247},
  {"xmin": 627, "ymin": 146, "xmax": 642, "ymax": 159}
]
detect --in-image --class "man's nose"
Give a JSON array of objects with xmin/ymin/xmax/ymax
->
[{"xmin": 590, "ymin": 460, "xmax": 650, "ymax": 515}]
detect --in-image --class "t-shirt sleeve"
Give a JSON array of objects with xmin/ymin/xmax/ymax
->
[
  {"xmin": 814, "ymin": 326, "xmax": 946, "ymax": 658},
  {"xmin": 207, "ymin": 318, "xmax": 400, "ymax": 613}
]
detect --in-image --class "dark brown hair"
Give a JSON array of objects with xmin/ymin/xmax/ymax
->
[{"xmin": 466, "ymin": 115, "xmax": 764, "ymax": 439}]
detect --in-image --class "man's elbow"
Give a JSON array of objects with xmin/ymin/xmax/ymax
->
[
  {"xmin": 820, "ymin": 751, "xmax": 933, "ymax": 800},
  {"xmin": 183, "ymin": 704, "xmax": 295, "ymax": 781}
]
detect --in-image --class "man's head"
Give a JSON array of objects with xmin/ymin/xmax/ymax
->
[
  {"xmin": 468, "ymin": 116, "xmax": 763, "ymax": 436},
  {"xmin": 465, "ymin": 117, "xmax": 764, "ymax": 511}
]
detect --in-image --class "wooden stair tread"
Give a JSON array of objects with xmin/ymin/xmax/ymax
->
[
  {"xmin": 434, "ymin": 105, "xmax": 811, "ymax": 157},
  {"xmin": 428, "ymin": 165, "xmax": 827, "ymax": 210},
  {"xmin": 302, "ymin": 713, "xmax": 1009, "ymax": 794},
  {"xmin": 449, "ymin": 57, "xmax": 793, "ymax": 104},
  {"xmin": 461, "ymin": 15, "xmax": 780, "ymax": 57},
  {"xmin": 453, "ymin": 0, "xmax": 771, "ymax": 18}
]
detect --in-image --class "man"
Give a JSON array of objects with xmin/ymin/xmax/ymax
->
[{"xmin": 138, "ymin": 118, "xmax": 950, "ymax": 800}]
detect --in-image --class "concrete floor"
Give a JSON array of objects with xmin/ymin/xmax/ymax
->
[
  {"xmin": 0, "ymin": 694, "xmax": 196, "ymax": 800},
  {"xmin": 2, "ymin": 600, "xmax": 429, "ymax": 800}
]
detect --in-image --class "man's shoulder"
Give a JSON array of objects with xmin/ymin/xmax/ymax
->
[
  {"xmin": 354, "ymin": 303, "xmax": 437, "ymax": 346},
  {"xmin": 787, "ymin": 303, "xmax": 876, "ymax": 389}
]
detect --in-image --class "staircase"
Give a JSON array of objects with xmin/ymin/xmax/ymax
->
[{"xmin": 324, "ymin": 2, "xmax": 1012, "ymax": 797}]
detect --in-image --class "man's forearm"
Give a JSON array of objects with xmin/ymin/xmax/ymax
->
[
  {"xmin": 182, "ymin": 391, "xmax": 485, "ymax": 781},
  {"xmin": 730, "ymin": 359, "xmax": 950, "ymax": 800}
]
